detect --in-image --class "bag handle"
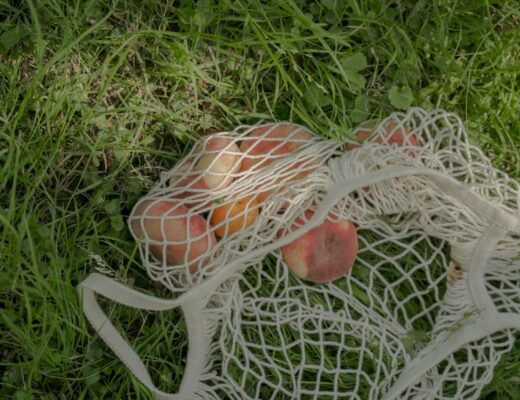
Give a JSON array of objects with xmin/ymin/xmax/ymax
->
[
  {"xmin": 78, "ymin": 273, "xmax": 208, "ymax": 400},
  {"xmin": 79, "ymin": 164, "xmax": 520, "ymax": 399}
]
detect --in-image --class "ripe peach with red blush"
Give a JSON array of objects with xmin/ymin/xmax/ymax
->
[
  {"xmin": 239, "ymin": 124, "xmax": 317, "ymax": 203},
  {"xmin": 344, "ymin": 121, "xmax": 417, "ymax": 154},
  {"xmin": 240, "ymin": 124, "xmax": 313, "ymax": 171},
  {"xmin": 130, "ymin": 199, "xmax": 216, "ymax": 271},
  {"xmin": 280, "ymin": 210, "xmax": 358, "ymax": 283},
  {"xmin": 345, "ymin": 121, "xmax": 418, "ymax": 193},
  {"xmin": 344, "ymin": 123, "xmax": 374, "ymax": 151},
  {"xmin": 169, "ymin": 158, "xmax": 203, "ymax": 188}
]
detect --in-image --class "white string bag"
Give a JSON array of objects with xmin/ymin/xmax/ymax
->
[{"xmin": 78, "ymin": 108, "xmax": 520, "ymax": 400}]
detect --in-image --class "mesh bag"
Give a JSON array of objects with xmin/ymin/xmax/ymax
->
[{"xmin": 78, "ymin": 108, "xmax": 520, "ymax": 400}]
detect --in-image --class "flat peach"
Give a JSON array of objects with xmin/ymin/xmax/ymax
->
[
  {"xmin": 345, "ymin": 121, "xmax": 417, "ymax": 154},
  {"xmin": 281, "ymin": 210, "xmax": 358, "ymax": 283},
  {"xmin": 130, "ymin": 199, "xmax": 216, "ymax": 270},
  {"xmin": 240, "ymin": 124, "xmax": 317, "ymax": 203},
  {"xmin": 168, "ymin": 160, "xmax": 210, "ymax": 209}
]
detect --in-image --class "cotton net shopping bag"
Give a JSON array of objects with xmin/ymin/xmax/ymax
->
[{"xmin": 78, "ymin": 108, "xmax": 520, "ymax": 400}]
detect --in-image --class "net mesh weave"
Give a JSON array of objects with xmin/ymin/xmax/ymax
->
[{"xmin": 117, "ymin": 108, "xmax": 520, "ymax": 399}]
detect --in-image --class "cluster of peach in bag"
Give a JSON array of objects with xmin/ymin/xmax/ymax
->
[{"xmin": 130, "ymin": 122, "xmax": 417, "ymax": 283}]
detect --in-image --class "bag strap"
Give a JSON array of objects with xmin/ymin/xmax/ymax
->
[
  {"xmin": 78, "ymin": 273, "xmax": 208, "ymax": 400},
  {"xmin": 78, "ymin": 164, "xmax": 520, "ymax": 400},
  {"xmin": 382, "ymin": 222, "xmax": 520, "ymax": 400}
]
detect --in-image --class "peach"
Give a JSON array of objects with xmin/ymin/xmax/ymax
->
[
  {"xmin": 240, "ymin": 124, "xmax": 313, "ymax": 170},
  {"xmin": 169, "ymin": 159, "xmax": 208, "ymax": 190},
  {"xmin": 168, "ymin": 136, "xmax": 241, "ymax": 208},
  {"xmin": 210, "ymin": 195, "xmax": 259, "ymax": 238},
  {"xmin": 381, "ymin": 121, "xmax": 417, "ymax": 148},
  {"xmin": 195, "ymin": 136, "xmax": 242, "ymax": 189},
  {"xmin": 168, "ymin": 160, "xmax": 210, "ymax": 208},
  {"xmin": 130, "ymin": 199, "xmax": 216, "ymax": 270},
  {"xmin": 239, "ymin": 124, "xmax": 316, "ymax": 202},
  {"xmin": 345, "ymin": 121, "xmax": 418, "ymax": 193},
  {"xmin": 345, "ymin": 121, "xmax": 417, "ymax": 154},
  {"xmin": 280, "ymin": 210, "xmax": 358, "ymax": 283}
]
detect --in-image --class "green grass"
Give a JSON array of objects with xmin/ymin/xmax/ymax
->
[{"xmin": 1, "ymin": 0, "xmax": 519, "ymax": 398}]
